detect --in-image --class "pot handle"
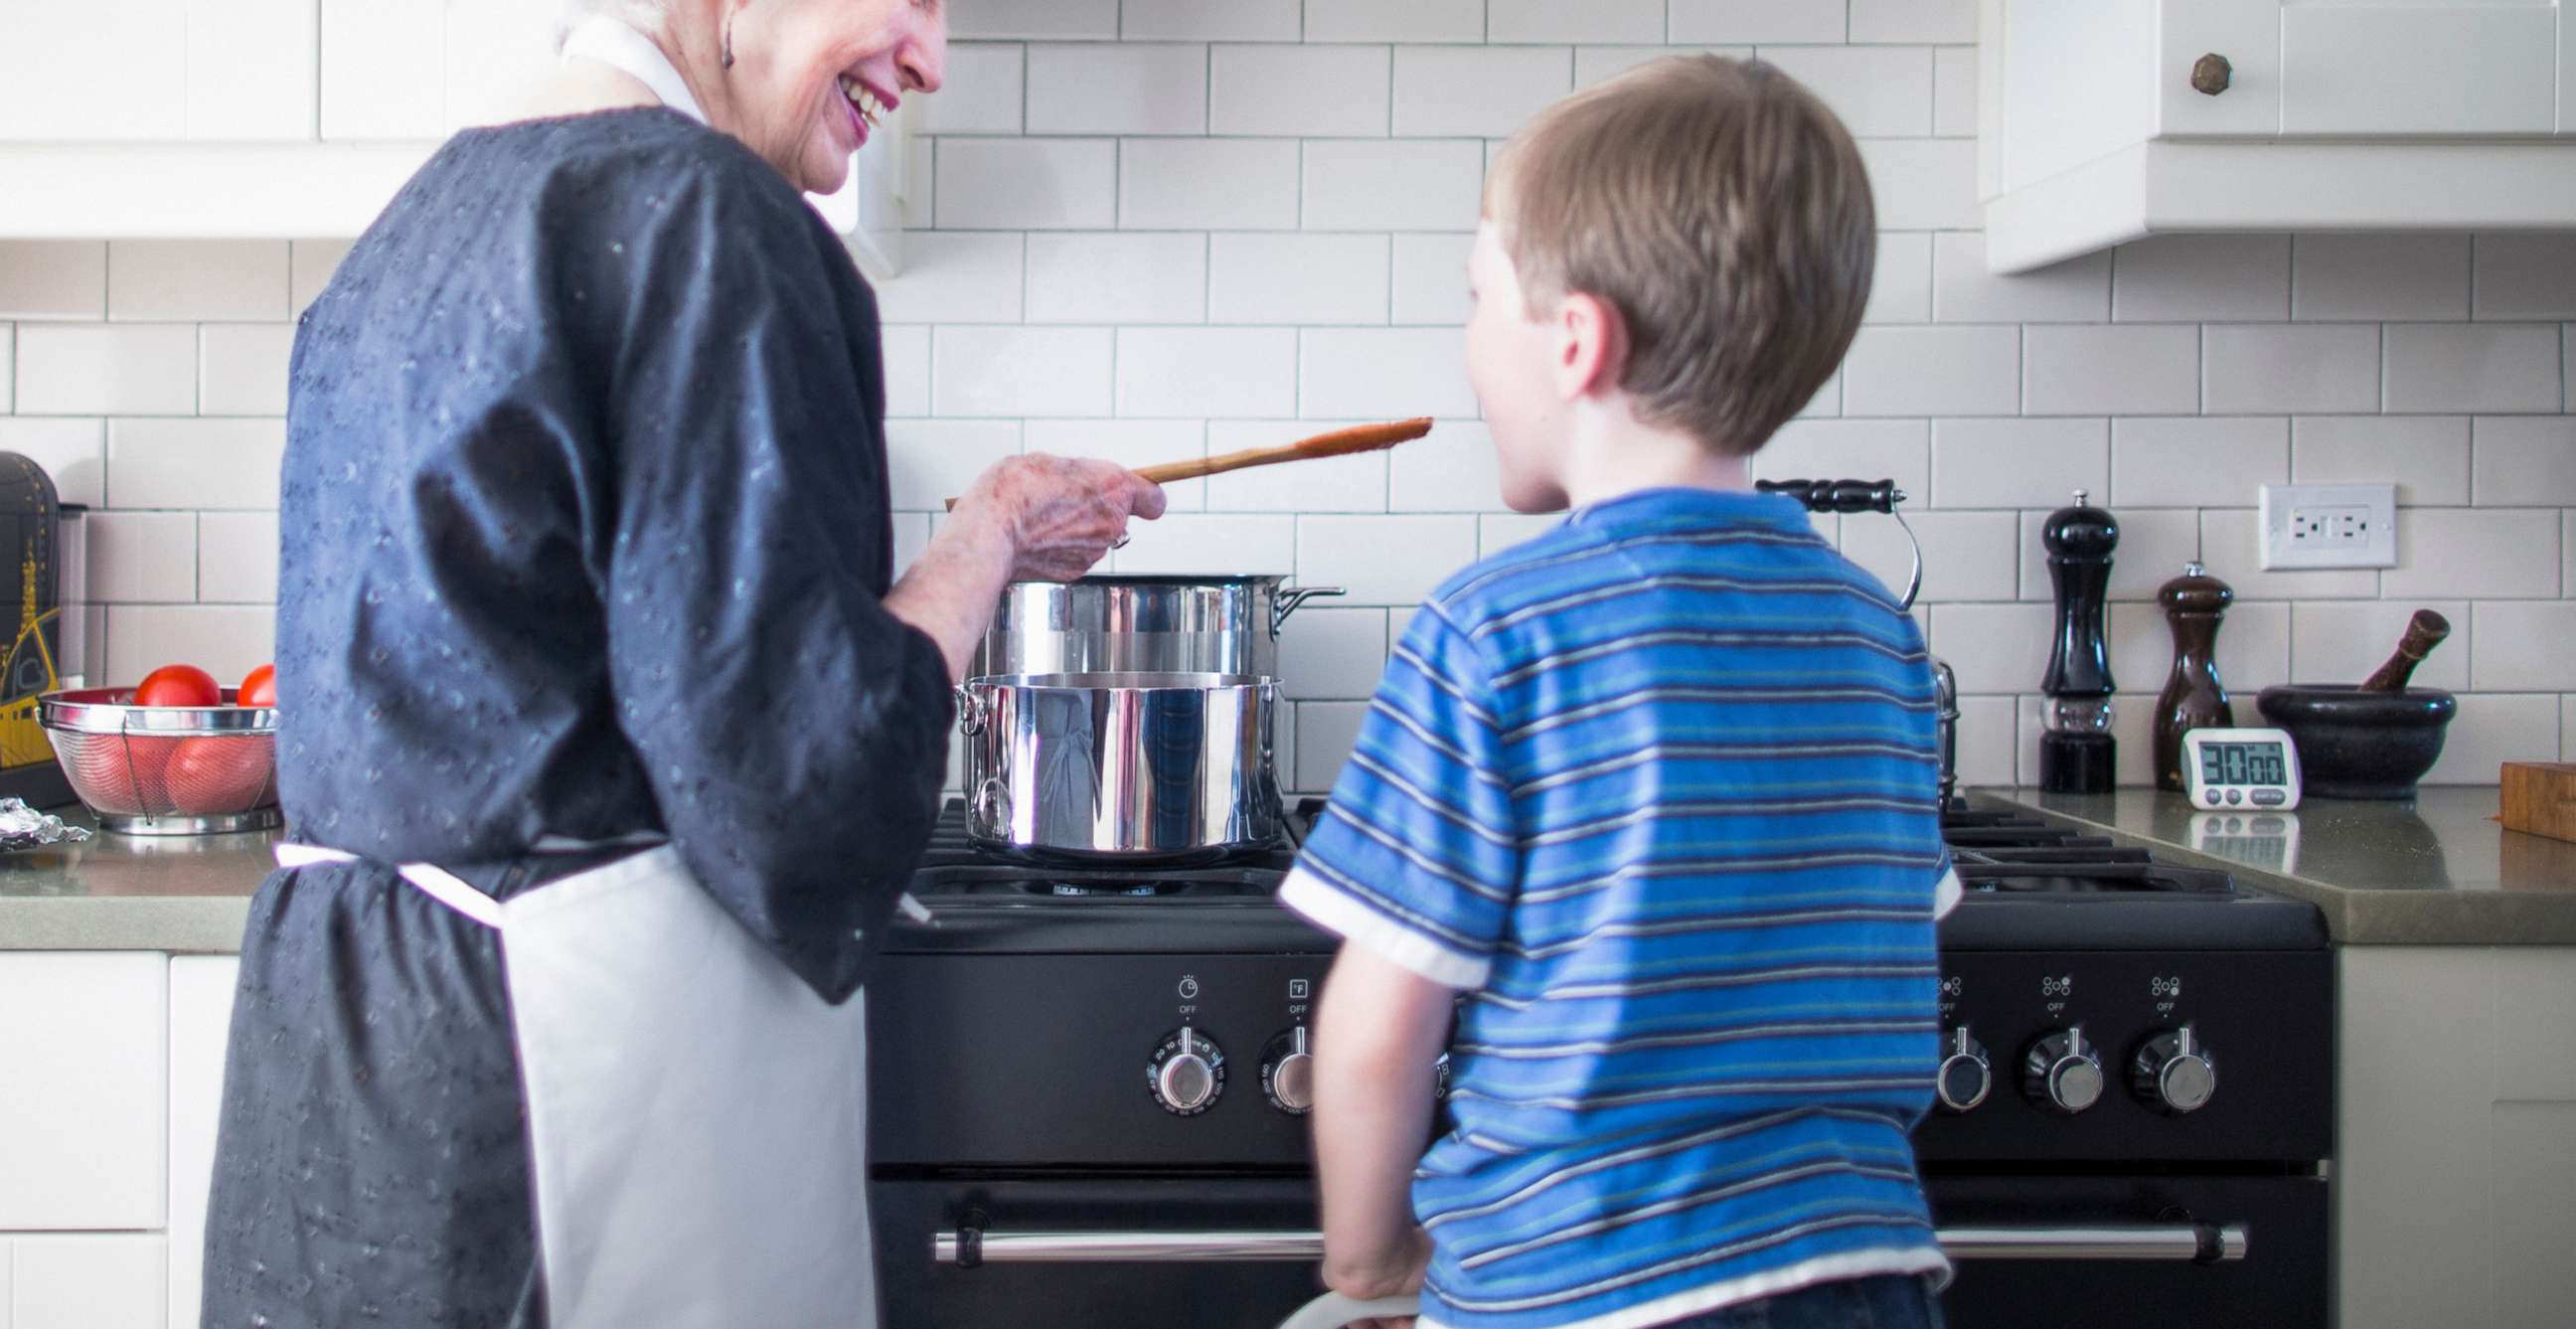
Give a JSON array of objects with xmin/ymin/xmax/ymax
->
[
  {"xmin": 1272, "ymin": 586, "xmax": 1348, "ymax": 634},
  {"xmin": 955, "ymin": 684, "xmax": 987, "ymax": 737}
]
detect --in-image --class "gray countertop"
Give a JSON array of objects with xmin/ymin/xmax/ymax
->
[
  {"xmin": 1987, "ymin": 785, "xmax": 2576, "ymax": 945},
  {"xmin": 0, "ymin": 809, "xmax": 272, "ymax": 952},
  {"xmin": 6, "ymin": 789, "xmax": 2571, "ymax": 952}
]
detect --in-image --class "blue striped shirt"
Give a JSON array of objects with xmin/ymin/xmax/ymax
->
[{"xmin": 1282, "ymin": 488, "xmax": 1954, "ymax": 1329}]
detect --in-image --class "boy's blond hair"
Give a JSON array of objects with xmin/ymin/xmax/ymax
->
[{"xmin": 1486, "ymin": 56, "xmax": 1875, "ymax": 456}]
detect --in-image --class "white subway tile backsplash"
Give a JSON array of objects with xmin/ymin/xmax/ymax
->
[
  {"xmin": 2425, "ymin": 692, "xmax": 2560, "ymax": 783},
  {"xmin": 106, "ymin": 241, "xmax": 288, "ymax": 323},
  {"xmin": 1278, "ymin": 606, "xmax": 1391, "ymax": 700},
  {"xmin": 2293, "ymin": 235, "xmax": 2471, "ymax": 322},
  {"xmin": 1930, "ymin": 417, "xmax": 2107, "ymax": 509},
  {"xmin": 1758, "ymin": 46, "xmax": 1934, "ymax": 138},
  {"xmin": 1854, "ymin": 140, "xmax": 1979, "ymax": 231},
  {"xmin": 2110, "ymin": 417, "xmax": 2288, "ymax": 509},
  {"xmin": 2292, "ymin": 415, "xmax": 2471, "ymax": 506},
  {"xmin": 1953, "ymin": 694, "xmax": 2017, "ymax": 785},
  {"xmin": 1121, "ymin": 0, "xmax": 1298, "ymax": 41},
  {"xmin": 2213, "ymin": 599, "xmax": 2293, "ymax": 694},
  {"xmin": 1296, "ymin": 514, "xmax": 1479, "ymax": 604},
  {"xmin": 197, "ymin": 510, "xmax": 279, "ymax": 603},
  {"xmin": 1301, "ymin": 0, "xmax": 1483, "ymax": 43},
  {"xmin": 1929, "ymin": 602, "xmax": 2054, "ymax": 693},
  {"xmin": 0, "ymin": 242, "xmax": 106, "ymax": 320},
  {"xmin": 1669, "ymin": 0, "xmax": 1846, "ymax": 44},
  {"xmin": 2200, "ymin": 324, "xmax": 2379, "ymax": 415},
  {"xmin": 198, "ymin": 324, "xmax": 293, "ymax": 416},
  {"xmin": 2112, "ymin": 236, "xmax": 2291, "ymax": 323},
  {"xmin": 2199, "ymin": 509, "xmax": 2378, "ymax": 600},
  {"xmin": 1112, "ymin": 512, "xmax": 1296, "ymax": 575},
  {"xmin": 1209, "ymin": 233, "xmax": 1389, "ymax": 325},
  {"xmin": 2383, "ymin": 324, "xmax": 2562, "ymax": 414},
  {"xmin": 2384, "ymin": 507, "xmax": 2561, "ymax": 599},
  {"xmin": 1800, "ymin": 368, "xmax": 1843, "ymax": 418},
  {"xmin": 1122, "ymin": 138, "xmax": 1302, "ymax": 229},
  {"xmin": 1844, "ymin": 509, "xmax": 2016, "ymax": 603},
  {"xmin": 15, "ymin": 324, "xmax": 196, "ymax": 415},
  {"xmin": 1024, "ymin": 418, "xmax": 1208, "ymax": 511},
  {"xmin": 1389, "ymin": 421, "xmax": 1508, "ymax": 513},
  {"xmin": 1490, "ymin": 0, "xmax": 1663, "ymax": 44},
  {"xmin": 1391, "ymin": 233, "xmax": 1475, "ymax": 326},
  {"xmin": 105, "ymin": 605, "xmax": 273, "ymax": 686},
  {"xmin": 0, "ymin": 322, "xmax": 9, "ymax": 413},
  {"xmin": 84, "ymin": 511, "xmax": 196, "ymax": 604},
  {"xmin": 0, "ymin": 417, "xmax": 105, "ymax": 506},
  {"xmin": 1864, "ymin": 234, "xmax": 1931, "ymax": 325},
  {"xmin": 2019, "ymin": 507, "xmax": 2201, "ymax": 602},
  {"xmin": 2472, "ymin": 601, "xmax": 2576, "ymax": 691},
  {"xmin": 938, "ymin": 138, "xmax": 1118, "ymax": 229},
  {"xmin": 2291, "ymin": 600, "xmax": 2472, "ymax": 689},
  {"xmin": 881, "ymin": 325, "xmax": 930, "ymax": 416},
  {"xmin": 1026, "ymin": 233, "xmax": 1207, "ymax": 324},
  {"xmin": 1117, "ymin": 326, "xmax": 1298, "ymax": 417},
  {"xmin": 932, "ymin": 326, "xmax": 1113, "ymax": 416},
  {"xmin": 1481, "ymin": 512, "xmax": 1565, "ymax": 558},
  {"xmin": 1305, "ymin": 140, "xmax": 1490, "ymax": 233},
  {"xmin": 1392, "ymin": 46, "xmax": 1573, "ymax": 138},
  {"xmin": 886, "ymin": 419, "xmax": 1021, "ymax": 511},
  {"xmin": 2473, "ymin": 234, "xmax": 2576, "ymax": 321},
  {"xmin": 1850, "ymin": 0, "xmax": 1976, "ymax": 44},
  {"xmin": 1933, "ymin": 47, "xmax": 1977, "ymax": 137},
  {"xmin": 1027, "ymin": 44, "xmax": 1207, "ymax": 135},
  {"xmin": 920, "ymin": 44, "xmax": 1025, "ymax": 135},
  {"xmin": 2022, "ymin": 324, "xmax": 2198, "ymax": 415},
  {"xmin": 1933, "ymin": 235, "xmax": 2109, "ymax": 324},
  {"xmin": 1754, "ymin": 419, "xmax": 1932, "ymax": 500},
  {"xmin": 950, "ymin": 0, "xmax": 1117, "ymax": 40},
  {"xmin": 288, "ymin": 240, "xmax": 353, "ymax": 315},
  {"xmin": 1206, "ymin": 419, "xmax": 1388, "ymax": 511},
  {"xmin": 2472, "ymin": 416, "xmax": 2576, "ymax": 506},
  {"xmin": 876, "ymin": 233, "xmax": 1027, "ymax": 324},
  {"xmin": 1301, "ymin": 328, "xmax": 1480, "ymax": 418},
  {"xmin": 1841, "ymin": 326, "xmax": 2018, "ymax": 417},
  {"xmin": 106, "ymin": 418, "xmax": 283, "ymax": 511},
  {"xmin": 1296, "ymin": 700, "xmax": 1368, "ymax": 793},
  {"xmin": 1211, "ymin": 45, "xmax": 1389, "ymax": 137}
]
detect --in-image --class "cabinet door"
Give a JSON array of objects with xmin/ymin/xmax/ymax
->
[
  {"xmin": 165, "ymin": 956, "xmax": 240, "ymax": 1329},
  {"xmin": 186, "ymin": 0, "xmax": 320, "ymax": 141},
  {"xmin": 319, "ymin": 0, "xmax": 444, "ymax": 139},
  {"xmin": 2156, "ymin": 0, "xmax": 2282, "ymax": 137},
  {"xmin": 2281, "ymin": 2, "xmax": 2557, "ymax": 136},
  {"xmin": 12, "ymin": 1234, "xmax": 168, "ymax": 1329},
  {"xmin": 0, "ymin": 953, "xmax": 167, "ymax": 1230},
  {"xmin": 0, "ymin": 1, "xmax": 189, "ymax": 141}
]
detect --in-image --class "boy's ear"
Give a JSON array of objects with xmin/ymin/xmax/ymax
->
[{"xmin": 1553, "ymin": 290, "xmax": 1630, "ymax": 402}]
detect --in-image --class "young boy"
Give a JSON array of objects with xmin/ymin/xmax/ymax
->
[{"xmin": 1282, "ymin": 57, "xmax": 1959, "ymax": 1329}]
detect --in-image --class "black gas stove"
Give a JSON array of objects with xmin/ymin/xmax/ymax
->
[{"xmin": 868, "ymin": 800, "xmax": 2332, "ymax": 1329}]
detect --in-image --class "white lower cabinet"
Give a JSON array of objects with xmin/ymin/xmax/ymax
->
[
  {"xmin": 165, "ymin": 958, "xmax": 238, "ymax": 1329},
  {"xmin": 10, "ymin": 1234, "xmax": 168, "ymax": 1329}
]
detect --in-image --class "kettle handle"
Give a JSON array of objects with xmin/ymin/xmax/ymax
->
[{"xmin": 1273, "ymin": 586, "xmax": 1349, "ymax": 634}]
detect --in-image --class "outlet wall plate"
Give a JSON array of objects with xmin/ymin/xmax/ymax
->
[{"xmin": 2258, "ymin": 482, "xmax": 2398, "ymax": 570}]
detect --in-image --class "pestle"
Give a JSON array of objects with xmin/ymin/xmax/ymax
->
[{"xmin": 2357, "ymin": 609, "xmax": 2451, "ymax": 693}]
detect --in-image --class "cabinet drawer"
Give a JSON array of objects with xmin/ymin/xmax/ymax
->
[
  {"xmin": 0, "ymin": 953, "xmax": 168, "ymax": 1230},
  {"xmin": 2281, "ymin": 4, "xmax": 2557, "ymax": 136},
  {"xmin": 2158, "ymin": 0, "xmax": 2283, "ymax": 137}
]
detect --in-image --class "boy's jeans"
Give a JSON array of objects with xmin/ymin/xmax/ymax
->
[{"xmin": 1661, "ymin": 1274, "xmax": 1943, "ymax": 1329}]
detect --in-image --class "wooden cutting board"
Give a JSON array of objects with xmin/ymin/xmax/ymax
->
[{"xmin": 2499, "ymin": 762, "xmax": 2576, "ymax": 843}]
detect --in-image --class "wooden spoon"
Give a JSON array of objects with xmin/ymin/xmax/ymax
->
[{"xmin": 945, "ymin": 417, "xmax": 1434, "ymax": 509}]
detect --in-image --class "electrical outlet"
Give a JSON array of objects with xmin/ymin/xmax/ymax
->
[{"xmin": 2258, "ymin": 483, "xmax": 2397, "ymax": 570}]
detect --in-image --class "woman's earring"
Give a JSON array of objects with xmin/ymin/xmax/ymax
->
[{"xmin": 722, "ymin": 22, "xmax": 735, "ymax": 69}]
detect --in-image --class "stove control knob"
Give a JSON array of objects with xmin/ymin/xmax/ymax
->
[
  {"xmin": 1149, "ymin": 1026, "xmax": 1225, "ymax": 1116},
  {"xmin": 2131, "ymin": 1026, "xmax": 2218, "ymax": 1114},
  {"xmin": 1935, "ymin": 1027, "xmax": 1992, "ymax": 1113},
  {"xmin": 2021, "ymin": 1027, "xmax": 2105, "ymax": 1114},
  {"xmin": 1262, "ymin": 1027, "xmax": 1315, "ymax": 1114}
]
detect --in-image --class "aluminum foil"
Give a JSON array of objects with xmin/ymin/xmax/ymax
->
[{"xmin": 0, "ymin": 797, "xmax": 91, "ymax": 849}]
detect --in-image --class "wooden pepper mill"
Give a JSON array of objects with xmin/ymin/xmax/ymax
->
[{"xmin": 2154, "ymin": 561, "xmax": 2236, "ymax": 792}]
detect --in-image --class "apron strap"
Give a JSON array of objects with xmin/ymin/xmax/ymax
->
[{"xmin": 274, "ymin": 843, "xmax": 505, "ymax": 929}]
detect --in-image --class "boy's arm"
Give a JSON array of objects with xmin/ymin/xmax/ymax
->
[{"xmin": 1312, "ymin": 942, "xmax": 1456, "ymax": 1300}]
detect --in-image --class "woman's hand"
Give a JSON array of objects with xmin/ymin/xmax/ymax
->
[
  {"xmin": 956, "ymin": 454, "xmax": 1167, "ymax": 582},
  {"xmin": 1324, "ymin": 1224, "xmax": 1429, "ymax": 1328}
]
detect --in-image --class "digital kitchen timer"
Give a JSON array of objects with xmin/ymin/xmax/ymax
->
[{"xmin": 2180, "ymin": 727, "xmax": 2302, "ymax": 810}]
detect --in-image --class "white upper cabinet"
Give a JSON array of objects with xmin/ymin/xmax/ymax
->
[
  {"xmin": 0, "ymin": 1, "xmax": 194, "ymax": 141},
  {"xmin": 1981, "ymin": 0, "xmax": 2576, "ymax": 271}
]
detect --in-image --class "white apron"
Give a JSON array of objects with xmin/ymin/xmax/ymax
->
[{"xmin": 271, "ymin": 839, "xmax": 880, "ymax": 1329}]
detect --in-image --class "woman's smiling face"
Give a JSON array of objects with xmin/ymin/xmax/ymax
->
[{"xmin": 728, "ymin": 0, "xmax": 945, "ymax": 194}]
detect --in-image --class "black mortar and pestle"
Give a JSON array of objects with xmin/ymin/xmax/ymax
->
[{"xmin": 2256, "ymin": 610, "xmax": 2457, "ymax": 799}]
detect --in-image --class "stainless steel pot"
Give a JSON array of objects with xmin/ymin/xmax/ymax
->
[
  {"xmin": 973, "ymin": 576, "xmax": 1345, "ymax": 681},
  {"xmin": 958, "ymin": 671, "xmax": 1281, "ymax": 860}
]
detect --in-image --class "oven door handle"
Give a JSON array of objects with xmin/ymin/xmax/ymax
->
[{"xmin": 935, "ymin": 1223, "xmax": 2249, "ymax": 1267}]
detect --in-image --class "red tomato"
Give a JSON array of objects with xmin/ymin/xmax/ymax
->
[
  {"xmin": 238, "ymin": 664, "xmax": 277, "ymax": 708},
  {"xmin": 164, "ymin": 737, "xmax": 271, "ymax": 814},
  {"xmin": 134, "ymin": 664, "xmax": 221, "ymax": 708},
  {"xmin": 68, "ymin": 736, "xmax": 172, "ymax": 815}
]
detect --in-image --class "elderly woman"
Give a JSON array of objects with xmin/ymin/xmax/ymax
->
[{"xmin": 198, "ymin": 2, "xmax": 1161, "ymax": 1325}]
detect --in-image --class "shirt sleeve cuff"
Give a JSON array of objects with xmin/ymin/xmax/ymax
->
[{"xmin": 1278, "ymin": 867, "xmax": 1491, "ymax": 991}]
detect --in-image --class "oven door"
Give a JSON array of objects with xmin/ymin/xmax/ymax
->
[{"xmin": 1927, "ymin": 1173, "xmax": 2327, "ymax": 1328}]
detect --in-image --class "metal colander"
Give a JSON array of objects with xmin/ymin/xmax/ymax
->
[{"xmin": 38, "ymin": 688, "xmax": 280, "ymax": 834}]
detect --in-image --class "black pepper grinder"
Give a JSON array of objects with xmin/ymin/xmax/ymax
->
[
  {"xmin": 2153, "ymin": 561, "xmax": 2235, "ymax": 792},
  {"xmin": 2039, "ymin": 489, "xmax": 2118, "ymax": 793}
]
